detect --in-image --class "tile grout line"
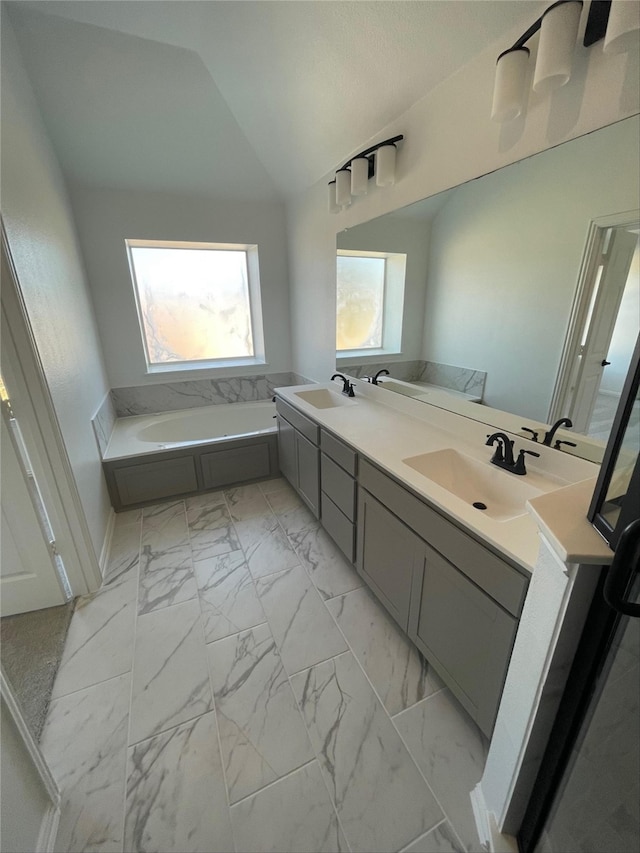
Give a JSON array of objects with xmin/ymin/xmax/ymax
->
[
  {"xmin": 193, "ymin": 529, "xmax": 239, "ymax": 853},
  {"xmin": 120, "ymin": 510, "xmax": 144, "ymax": 853}
]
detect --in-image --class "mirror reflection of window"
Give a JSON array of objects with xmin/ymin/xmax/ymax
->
[{"xmin": 336, "ymin": 249, "xmax": 407, "ymax": 356}]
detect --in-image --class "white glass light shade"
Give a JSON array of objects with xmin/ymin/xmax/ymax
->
[
  {"xmin": 328, "ymin": 180, "xmax": 339, "ymax": 214},
  {"xmin": 335, "ymin": 169, "xmax": 351, "ymax": 207},
  {"xmin": 604, "ymin": 0, "xmax": 640, "ymax": 54},
  {"xmin": 491, "ymin": 47, "xmax": 530, "ymax": 122},
  {"xmin": 350, "ymin": 157, "xmax": 369, "ymax": 196},
  {"xmin": 533, "ymin": 1, "xmax": 582, "ymax": 94},
  {"xmin": 375, "ymin": 144, "xmax": 396, "ymax": 186}
]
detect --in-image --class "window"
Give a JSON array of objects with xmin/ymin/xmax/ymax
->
[
  {"xmin": 126, "ymin": 239, "xmax": 265, "ymax": 371},
  {"xmin": 336, "ymin": 250, "xmax": 407, "ymax": 355}
]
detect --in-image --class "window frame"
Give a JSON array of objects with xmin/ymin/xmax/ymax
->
[
  {"xmin": 336, "ymin": 248, "xmax": 407, "ymax": 359},
  {"xmin": 125, "ymin": 238, "xmax": 266, "ymax": 374}
]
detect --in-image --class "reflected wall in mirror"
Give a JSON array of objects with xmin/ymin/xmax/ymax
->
[{"xmin": 336, "ymin": 116, "xmax": 640, "ymax": 461}]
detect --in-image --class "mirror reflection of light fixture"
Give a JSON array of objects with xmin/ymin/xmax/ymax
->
[
  {"xmin": 335, "ymin": 168, "xmax": 352, "ymax": 208},
  {"xmin": 351, "ymin": 156, "xmax": 369, "ymax": 196},
  {"xmin": 328, "ymin": 179, "xmax": 339, "ymax": 213},
  {"xmin": 328, "ymin": 135, "xmax": 403, "ymax": 212},
  {"xmin": 604, "ymin": 0, "xmax": 640, "ymax": 54},
  {"xmin": 375, "ymin": 144, "xmax": 397, "ymax": 186},
  {"xmin": 492, "ymin": 0, "xmax": 639, "ymax": 123}
]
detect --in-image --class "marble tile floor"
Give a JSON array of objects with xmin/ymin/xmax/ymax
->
[{"xmin": 40, "ymin": 477, "xmax": 489, "ymax": 853}]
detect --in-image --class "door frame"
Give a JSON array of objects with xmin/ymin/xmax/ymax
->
[
  {"xmin": 549, "ymin": 209, "xmax": 640, "ymax": 424},
  {"xmin": 1, "ymin": 228, "xmax": 102, "ymax": 595},
  {"xmin": 1, "ymin": 668, "xmax": 61, "ymax": 852}
]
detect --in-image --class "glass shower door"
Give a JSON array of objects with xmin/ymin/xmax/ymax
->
[{"xmin": 533, "ymin": 588, "xmax": 639, "ymax": 853}]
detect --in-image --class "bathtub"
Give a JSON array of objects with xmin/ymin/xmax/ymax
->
[{"xmin": 101, "ymin": 401, "xmax": 279, "ymax": 510}]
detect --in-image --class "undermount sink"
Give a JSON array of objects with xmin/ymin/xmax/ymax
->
[
  {"xmin": 295, "ymin": 388, "xmax": 357, "ymax": 409},
  {"xmin": 402, "ymin": 448, "xmax": 544, "ymax": 522},
  {"xmin": 378, "ymin": 380, "xmax": 427, "ymax": 398}
]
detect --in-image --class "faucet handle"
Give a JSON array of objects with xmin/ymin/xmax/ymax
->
[
  {"xmin": 554, "ymin": 439, "xmax": 577, "ymax": 450},
  {"xmin": 512, "ymin": 448, "xmax": 540, "ymax": 475},
  {"xmin": 521, "ymin": 427, "xmax": 539, "ymax": 442}
]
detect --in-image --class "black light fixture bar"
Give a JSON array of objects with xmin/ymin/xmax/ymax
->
[
  {"xmin": 339, "ymin": 134, "xmax": 404, "ymax": 179},
  {"xmin": 583, "ymin": 0, "xmax": 612, "ymax": 46},
  {"xmin": 498, "ymin": 0, "xmax": 614, "ymax": 59},
  {"xmin": 500, "ymin": 0, "xmax": 588, "ymax": 60}
]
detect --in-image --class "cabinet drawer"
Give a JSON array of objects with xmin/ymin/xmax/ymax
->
[
  {"xmin": 359, "ymin": 459, "xmax": 528, "ymax": 617},
  {"xmin": 275, "ymin": 397, "xmax": 319, "ymax": 445},
  {"xmin": 321, "ymin": 493, "xmax": 355, "ymax": 562},
  {"xmin": 202, "ymin": 442, "xmax": 271, "ymax": 489},
  {"xmin": 321, "ymin": 453, "xmax": 356, "ymax": 520},
  {"xmin": 114, "ymin": 456, "xmax": 198, "ymax": 506},
  {"xmin": 320, "ymin": 430, "xmax": 357, "ymax": 475},
  {"xmin": 414, "ymin": 544, "xmax": 517, "ymax": 737}
]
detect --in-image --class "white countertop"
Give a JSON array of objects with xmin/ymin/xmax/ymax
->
[{"xmin": 275, "ymin": 379, "xmax": 607, "ymax": 573}]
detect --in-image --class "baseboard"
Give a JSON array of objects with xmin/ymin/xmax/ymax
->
[
  {"xmin": 98, "ymin": 508, "xmax": 116, "ymax": 578},
  {"xmin": 597, "ymin": 389, "xmax": 622, "ymax": 399},
  {"xmin": 37, "ymin": 802, "xmax": 60, "ymax": 853},
  {"xmin": 471, "ymin": 784, "xmax": 519, "ymax": 853}
]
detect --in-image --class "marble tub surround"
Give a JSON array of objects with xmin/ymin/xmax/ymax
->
[
  {"xmin": 338, "ymin": 359, "xmax": 424, "ymax": 383},
  {"xmin": 92, "ymin": 389, "xmax": 118, "ymax": 456},
  {"xmin": 111, "ymin": 371, "xmax": 310, "ymax": 417},
  {"xmin": 43, "ymin": 477, "xmax": 485, "ymax": 853},
  {"xmin": 415, "ymin": 361, "xmax": 486, "ymax": 400},
  {"xmin": 338, "ymin": 359, "xmax": 486, "ymax": 400}
]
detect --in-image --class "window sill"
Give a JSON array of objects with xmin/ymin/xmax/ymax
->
[
  {"xmin": 146, "ymin": 357, "xmax": 268, "ymax": 376},
  {"xmin": 336, "ymin": 350, "xmax": 404, "ymax": 362}
]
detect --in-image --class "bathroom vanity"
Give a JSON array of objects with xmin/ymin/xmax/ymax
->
[{"xmin": 275, "ymin": 380, "xmax": 598, "ymax": 737}]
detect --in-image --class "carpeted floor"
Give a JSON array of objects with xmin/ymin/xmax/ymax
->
[{"xmin": 1, "ymin": 601, "xmax": 75, "ymax": 742}]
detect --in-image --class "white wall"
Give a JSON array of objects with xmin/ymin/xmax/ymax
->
[
  {"xmin": 337, "ymin": 216, "xmax": 431, "ymax": 362},
  {"xmin": 70, "ymin": 186, "xmax": 292, "ymax": 388},
  {"xmin": 1, "ymin": 694, "xmax": 55, "ymax": 853},
  {"xmin": 1, "ymin": 13, "xmax": 112, "ymax": 559},
  {"xmin": 422, "ymin": 119, "xmax": 639, "ymax": 420},
  {"xmin": 286, "ymin": 10, "xmax": 640, "ymax": 383}
]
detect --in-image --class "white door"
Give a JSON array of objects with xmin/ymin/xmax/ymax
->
[
  {"xmin": 570, "ymin": 228, "xmax": 638, "ymax": 433},
  {"xmin": 1, "ymin": 401, "xmax": 66, "ymax": 616}
]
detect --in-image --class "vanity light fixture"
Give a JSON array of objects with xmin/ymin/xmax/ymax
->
[
  {"xmin": 603, "ymin": 0, "xmax": 640, "ymax": 53},
  {"xmin": 492, "ymin": 0, "xmax": 640, "ymax": 123},
  {"xmin": 328, "ymin": 135, "xmax": 404, "ymax": 213}
]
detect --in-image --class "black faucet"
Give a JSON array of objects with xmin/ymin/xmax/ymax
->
[
  {"xmin": 331, "ymin": 373, "xmax": 355, "ymax": 397},
  {"xmin": 486, "ymin": 432, "xmax": 540, "ymax": 475},
  {"xmin": 542, "ymin": 418, "xmax": 573, "ymax": 447},
  {"xmin": 372, "ymin": 369, "xmax": 390, "ymax": 385}
]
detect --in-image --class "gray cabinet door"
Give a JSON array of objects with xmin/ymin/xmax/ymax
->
[
  {"xmin": 201, "ymin": 442, "xmax": 271, "ymax": 489},
  {"xmin": 413, "ymin": 543, "xmax": 517, "ymax": 737},
  {"xmin": 356, "ymin": 488, "xmax": 425, "ymax": 631},
  {"xmin": 113, "ymin": 456, "xmax": 198, "ymax": 507},
  {"xmin": 277, "ymin": 415, "xmax": 297, "ymax": 488},
  {"xmin": 296, "ymin": 431, "xmax": 320, "ymax": 517}
]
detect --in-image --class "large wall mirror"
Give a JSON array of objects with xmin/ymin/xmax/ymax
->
[{"xmin": 336, "ymin": 116, "xmax": 640, "ymax": 462}]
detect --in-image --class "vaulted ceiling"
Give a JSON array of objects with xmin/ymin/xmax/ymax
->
[{"xmin": 7, "ymin": 1, "xmax": 546, "ymax": 200}]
